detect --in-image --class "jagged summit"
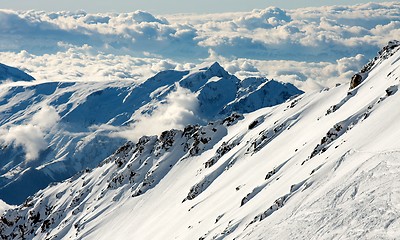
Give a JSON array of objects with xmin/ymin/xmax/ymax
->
[
  {"xmin": 200, "ymin": 62, "xmax": 230, "ymax": 79},
  {"xmin": 0, "ymin": 63, "xmax": 35, "ymax": 82}
]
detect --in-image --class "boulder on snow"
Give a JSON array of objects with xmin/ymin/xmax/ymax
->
[
  {"xmin": 349, "ymin": 40, "xmax": 400, "ymax": 90},
  {"xmin": 386, "ymin": 85, "xmax": 398, "ymax": 96},
  {"xmin": 349, "ymin": 73, "xmax": 363, "ymax": 89}
]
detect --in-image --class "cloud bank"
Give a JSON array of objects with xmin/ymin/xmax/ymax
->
[{"xmin": 0, "ymin": 2, "xmax": 398, "ymax": 90}]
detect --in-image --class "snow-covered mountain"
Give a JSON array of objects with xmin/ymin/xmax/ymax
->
[
  {"xmin": 0, "ymin": 62, "xmax": 301, "ymax": 205},
  {"xmin": 0, "ymin": 63, "xmax": 34, "ymax": 82},
  {"xmin": 1, "ymin": 41, "xmax": 399, "ymax": 239}
]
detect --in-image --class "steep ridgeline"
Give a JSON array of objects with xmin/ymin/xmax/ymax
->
[
  {"xmin": 0, "ymin": 63, "xmax": 35, "ymax": 82},
  {"xmin": 0, "ymin": 62, "xmax": 302, "ymax": 205},
  {"xmin": 1, "ymin": 41, "xmax": 400, "ymax": 240},
  {"xmin": 349, "ymin": 40, "xmax": 400, "ymax": 89}
]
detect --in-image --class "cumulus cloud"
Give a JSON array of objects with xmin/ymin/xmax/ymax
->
[
  {"xmin": 131, "ymin": 10, "xmax": 168, "ymax": 24},
  {"xmin": 2, "ymin": 2, "xmax": 399, "ymax": 62},
  {"xmin": 0, "ymin": 9, "xmax": 203, "ymax": 58},
  {"xmin": 31, "ymin": 105, "xmax": 60, "ymax": 128},
  {"xmin": 234, "ymin": 7, "xmax": 291, "ymax": 29},
  {"xmin": 0, "ymin": 106, "xmax": 60, "ymax": 162},
  {"xmin": 0, "ymin": 46, "xmax": 188, "ymax": 82},
  {"xmin": 151, "ymin": 60, "xmax": 177, "ymax": 72}
]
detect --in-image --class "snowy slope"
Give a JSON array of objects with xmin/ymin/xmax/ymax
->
[
  {"xmin": 0, "ymin": 62, "xmax": 301, "ymax": 205},
  {"xmin": 0, "ymin": 63, "xmax": 34, "ymax": 82},
  {"xmin": 0, "ymin": 41, "xmax": 399, "ymax": 239}
]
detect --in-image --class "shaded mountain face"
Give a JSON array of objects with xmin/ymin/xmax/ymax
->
[
  {"xmin": 0, "ymin": 62, "xmax": 302, "ymax": 204},
  {"xmin": 0, "ymin": 42, "xmax": 399, "ymax": 239},
  {"xmin": 0, "ymin": 63, "xmax": 34, "ymax": 82}
]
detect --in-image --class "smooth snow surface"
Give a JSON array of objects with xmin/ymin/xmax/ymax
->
[{"xmin": 0, "ymin": 42, "xmax": 399, "ymax": 239}]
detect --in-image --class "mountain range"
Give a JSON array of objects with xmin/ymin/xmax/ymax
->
[
  {"xmin": 0, "ymin": 62, "xmax": 302, "ymax": 205},
  {"xmin": 0, "ymin": 40, "xmax": 399, "ymax": 239}
]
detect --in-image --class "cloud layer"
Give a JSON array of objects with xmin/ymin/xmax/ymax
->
[{"xmin": 0, "ymin": 2, "xmax": 399, "ymax": 90}]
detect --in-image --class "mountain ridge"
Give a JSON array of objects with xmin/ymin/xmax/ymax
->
[
  {"xmin": 0, "ymin": 41, "xmax": 399, "ymax": 239},
  {"xmin": 0, "ymin": 62, "xmax": 302, "ymax": 204},
  {"xmin": 0, "ymin": 63, "xmax": 34, "ymax": 82}
]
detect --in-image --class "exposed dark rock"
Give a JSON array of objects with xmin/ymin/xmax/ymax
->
[
  {"xmin": 386, "ymin": 85, "xmax": 398, "ymax": 96},
  {"xmin": 248, "ymin": 120, "xmax": 259, "ymax": 130},
  {"xmin": 310, "ymin": 123, "xmax": 344, "ymax": 159},
  {"xmin": 240, "ymin": 195, "xmax": 249, "ymax": 207},
  {"xmin": 265, "ymin": 169, "xmax": 277, "ymax": 180},
  {"xmin": 222, "ymin": 113, "xmax": 243, "ymax": 126},
  {"xmin": 349, "ymin": 74, "xmax": 363, "ymax": 89},
  {"xmin": 349, "ymin": 40, "xmax": 400, "ymax": 90},
  {"xmin": 204, "ymin": 140, "xmax": 240, "ymax": 168}
]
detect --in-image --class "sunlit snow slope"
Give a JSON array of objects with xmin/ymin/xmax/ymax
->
[
  {"xmin": 1, "ymin": 41, "xmax": 399, "ymax": 239},
  {"xmin": 0, "ymin": 62, "xmax": 301, "ymax": 205}
]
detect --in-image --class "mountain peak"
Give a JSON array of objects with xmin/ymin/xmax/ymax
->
[{"xmin": 201, "ymin": 62, "xmax": 230, "ymax": 78}]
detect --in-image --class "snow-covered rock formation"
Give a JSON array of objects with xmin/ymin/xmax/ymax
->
[
  {"xmin": 0, "ymin": 41, "xmax": 399, "ymax": 239},
  {"xmin": 0, "ymin": 62, "xmax": 301, "ymax": 204}
]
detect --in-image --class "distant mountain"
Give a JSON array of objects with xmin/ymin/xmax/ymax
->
[
  {"xmin": 0, "ymin": 62, "xmax": 302, "ymax": 205},
  {"xmin": 0, "ymin": 41, "xmax": 399, "ymax": 239},
  {"xmin": 0, "ymin": 63, "xmax": 34, "ymax": 82}
]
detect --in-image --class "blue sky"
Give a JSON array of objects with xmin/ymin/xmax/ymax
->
[{"xmin": 1, "ymin": 0, "xmax": 393, "ymax": 13}]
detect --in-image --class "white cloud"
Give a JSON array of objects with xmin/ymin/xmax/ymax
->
[
  {"xmin": 31, "ymin": 105, "xmax": 60, "ymax": 129},
  {"xmin": 0, "ymin": 46, "xmax": 180, "ymax": 82},
  {"xmin": 109, "ymin": 84, "xmax": 200, "ymax": 141},
  {"xmin": 0, "ymin": 106, "xmax": 60, "ymax": 162},
  {"xmin": 234, "ymin": 7, "xmax": 291, "ymax": 29},
  {"xmin": 0, "ymin": 2, "xmax": 399, "ymax": 90},
  {"xmin": 1, "ymin": 2, "xmax": 398, "ymax": 61},
  {"xmin": 151, "ymin": 60, "xmax": 177, "ymax": 72},
  {"xmin": 1, "ymin": 125, "xmax": 46, "ymax": 161}
]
